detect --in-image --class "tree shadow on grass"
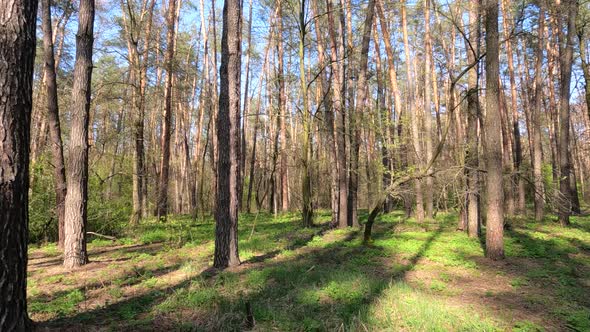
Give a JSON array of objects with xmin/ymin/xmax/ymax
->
[
  {"xmin": 35, "ymin": 219, "xmax": 444, "ymax": 331},
  {"xmin": 462, "ymin": 226, "xmax": 590, "ymax": 330}
]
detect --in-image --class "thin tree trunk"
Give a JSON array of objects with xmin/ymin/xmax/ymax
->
[
  {"xmin": 157, "ymin": 0, "xmax": 177, "ymax": 221},
  {"xmin": 241, "ymin": 0, "xmax": 253, "ymax": 212},
  {"xmin": 401, "ymin": 0, "xmax": 425, "ymax": 222},
  {"xmin": 532, "ymin": 6, "xmax": 545, "ymax": 221},
  {"xmin": 64, "ymin": 0, "xmax": 95, "ymax": 269},
  {"xmin": 349, "ymin": 0, "xmax": 375, "ymax": 227},
  {"xmin": 578, "ymin": 14, "xmax": 590, "ymax": 123},
  {"xmin": 277, "ymin": 0, "xmax": 289, "ymax": 213},
  {"xmin": 327, "ymin": 0, "xmax": 348, "ymax": 229},
  {"xmin": 423, "ymin": 0, "xmax": 434, "ymax": 219},
  {"xmin": 375, "ymin": 0, "xmax": 405, "ymax": 214},
  {"xmin": 501, "ymin": 0, "xmax": 525, "ymax": 213},
  {"xmin": 557, "ymin": 0, "xmax": 577, "ymax": 226},
  {"xmin": 299, "ymin": 0, "xmax": 313, "ymax": 227},
  {"xmin": 311, "ymin": 0, "xmax": 338, "ymax": 225},
  {"xmin": 42, "ymin": 0, "xmax": 68, "ymax": 249},
  {"xmin": 465, "ymin": 0, "xmax": 481, "ymax": 238}
]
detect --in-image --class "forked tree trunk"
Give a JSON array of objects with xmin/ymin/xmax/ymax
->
[
  {"xmin": 42, "ymin": 0, "xmax": 68, "ymax": 248},
  {"xmin": 0, "ymin": 0, "xmax": 37, "ymax": 328},
  {"xmin": 214, "ymin": 0, "xmax": 242, "ymax": 268},
  {"xmin": 484, "ymin": 0, "xmax": 504, "ymax": 260}
]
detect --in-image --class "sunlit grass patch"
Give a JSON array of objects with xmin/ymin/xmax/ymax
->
[
  {"xmin": 29, "ymin": 289, "xmax": 85, "ymax": 318},
  {"xmin": 363, "ymin": 281, "xmax": 499, "ymax": 331}
]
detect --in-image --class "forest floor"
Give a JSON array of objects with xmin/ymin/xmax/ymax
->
[{"xmin": 29, "ymin": 210, "xmax": 590, "ymax": 331}]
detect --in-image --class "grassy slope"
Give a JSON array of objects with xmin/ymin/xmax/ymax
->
[{"xmin": 28, "ymin": 211, "xmax": 590, "ymax": 331}]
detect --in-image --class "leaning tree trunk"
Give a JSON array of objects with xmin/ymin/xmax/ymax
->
[
  {"xmin": 0, "ymin": 0, "xmax": 37, "ymax": 329},
  {"xmin": 42, "ymin": 0, "xmax": 67, "ymax": 248},
  {"xmin": 63, "ymin": 0, "xmax": 95, "ymax": 269},
  {"xmin": 214, "ymin": 0, "xmax": 242, "ymax": 268},
  {"xmin": 484, "ymin": 0, "xmax": 504, "ymax": 260}
]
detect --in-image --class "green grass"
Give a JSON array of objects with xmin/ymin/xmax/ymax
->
[
  {"xmin": 29, "ymin": 289, "xmax": 85, "ymax": 317},
  {"xmin": 27, "ymin": 210, "xmax": 590, "ymax": 331}
]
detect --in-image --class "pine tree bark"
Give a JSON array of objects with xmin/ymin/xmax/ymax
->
[
  {"xmin": 484, "ymin": 0, "xmax": 504, "ymax": 260},
  {"xmin": 42, "ymin": 0, "xmax": 68, "ymax": 249},
  {"xmin": 214, "ymin": 0, "xmax": 242, "ymax": 268},
  {"xmin": 64, "ymin": 0, "xmax": 95, "ymax": 269},
  {"xmin": 0, "ymin": 0, "xmax": 37, "ymax": 328}
]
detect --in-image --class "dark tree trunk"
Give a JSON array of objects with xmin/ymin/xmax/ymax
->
[
  {"xmin": 484, "ymin": 0, "xmax": 504, "ymax": 260},
  {"xmin": 0, "ymin": 0, "xmax": 37, "ymax": 328},
  {"xmin": 42, "ymin": 0, "xmax": 67, "ymax": 249},
  {"xmin": 63, "ymin": 0, "xmax": 95, "ymax": 269},
  {"xmin": 157, "ymin": 0, "xmax": 177, "ymax": 221},
  {"xmin": 214, "ymin": 0, "xmax": 242, "ymax": 268}
]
